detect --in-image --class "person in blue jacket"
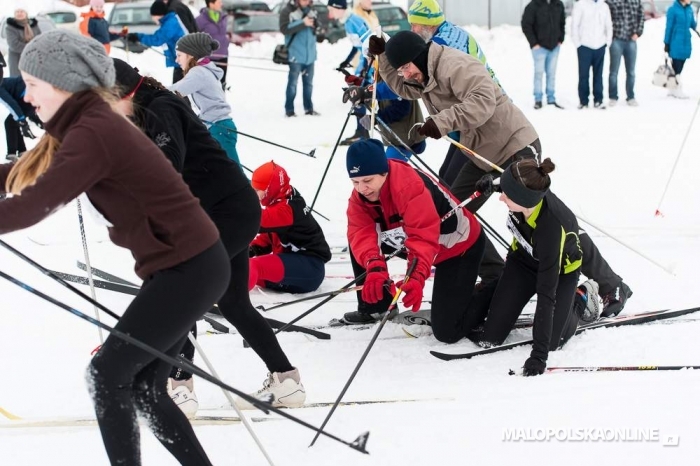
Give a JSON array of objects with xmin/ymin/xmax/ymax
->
[
  {"xmin": 279, "ymin": 0, "xmax": 319, "ymax": 117},
  {"xmin": 0, "ymin": 76, "xmax": 40, "ymax": 160},
  {"xmin": 664, "ymin": 0, "xmax": 697, "ymax": 98},
  {"xmin": 127, "ymin": 0, "xmax": 188, "ymax": 83}
]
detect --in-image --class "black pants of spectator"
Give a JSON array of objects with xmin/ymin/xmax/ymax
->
[
  {"xmin": 87, "ymin": 241, "xmax": 230, "ymax": 466},
  {"xmin": 579, "ymin": 229, "xmax": 621, "ymax": 295},
  {"xmin": 671, "ymin": 59, "xmax": 686, "ymax": 75},
  {"xmin": 479, "ymin": 255, "xmax": 580, "ymax": 350},
  {"xmin": 213, "ymin": 57, "xmax": 228, "ymax": 89},
  {"xmin": 577, "ymin": 45, "xmax": 606, "ymax": 106},
  {"xmin": 173, "ymin": 66, "xmax": 184, "ymax": 84},
  {"xmin": 4, "ymin": 116, "xmax": 25, "ymax": 155},
  {"xmin": 171, "ymin": 187, "xmax": 294, "ymax": 380},
  {"xmin": 449, "ymin": 139, "xmax": 542, "ymax": 283}
]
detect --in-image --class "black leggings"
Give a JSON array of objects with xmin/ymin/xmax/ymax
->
[
  {"xmin": 672, "ymin": 59, "xmax": 686, "ymax": 76},
  {"xmin": 4, "ymin": 116, "xmax": 25, "ymax": 155},
  {"xmin": 87, "ymin": 241, "xmax": 230, "ymax": 466},
  {"xmin": 173, "ymin": 187, "xmax": 293, "ymax": 379},
  {"xmin": 479, "ymin": 256, "xmax": 580, "ymax": 352}
]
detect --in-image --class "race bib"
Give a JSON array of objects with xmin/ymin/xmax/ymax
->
[
  {"xmin": 506, "ymin": 215, "xmax": 533, "ymax": 258},
  {"xmin": 380, "ymin": 226, "xmax": 406, "ymax": 250}
]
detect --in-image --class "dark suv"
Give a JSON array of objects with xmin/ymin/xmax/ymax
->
[
  {"xmin": 108, "ymin": 0, "xmax": 159, "ymax": 53},
  {"xmin": 373, "ymin": 2, "xmax": 410, "ymax": 36}
]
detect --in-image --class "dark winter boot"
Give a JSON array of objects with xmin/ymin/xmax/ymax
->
[
  {"xmin": 339, "ymin": 128, "xmax": 369, "ymax": 146},
  {"xmin": 548, "ymin": 101, "xmax": 564, "ymax": 109},
  {"xmin": 534, "ymin": 101, "xmax": 543, "ymax": 109},
  {"xmin": 600, "ymin": 281, "xmax": 633, "ymax": 318},
  {"xmin": 341, "ymin": 294, "xmax": 395, "ymax": 325}
]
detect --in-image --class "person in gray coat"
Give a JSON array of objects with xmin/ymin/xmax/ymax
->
[
  {"xmin": 5, "ymin": 7, "xmax": 42, "ymax": 77},
  {"xmin": 279, "ymin": 0, "xmax": 319, "ymax": 117}
]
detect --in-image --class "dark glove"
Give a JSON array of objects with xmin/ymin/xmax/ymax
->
[
  {"xmin": 362, "ymin": 258, "xmax": 396, "ymax": 304},
  {"xmin": 475, "ymin": 174, "xmax": 501, "ymax": 196},
  {"xmin": 338, "ymin": 60, "xmax": 351, "ymax": 69},
  {"xmin": 664, "ymin": 43, "xmax": 670, "ymax": 53},
  {"xmin": 28, "ymin": 115, "xmax": 44, "ymax": 130},
  {"xmin": 18, "ymin": 119, "xmax": 36, "ymax": 139},
  {"xmin": 368, "ymin": 35, "xmax": 386, "ymax": 56},
  {"xmin": 417, "ymin": 118, "xmax": 442, "ymax": 139},
  {"xmin": 344, "ymin": 74, "xmax": 363, "ymax": 86},
  {"xmin": 342, "ymin": 85, "xmax": 372, "ymax": 104},
  {"xmin": 126, "ymin": 33, "xmax": 140, "ymax": 43},
  {"xmin": 397, "ymin": 274, "xmax": 425, "ymax": 312},
  {"xmin": 522, "ymin": 356, "xmax": 546, "ymax": 377},
  {"xmin": 249, "ymin": 244, "xmax": 265, "ymax": 257}
]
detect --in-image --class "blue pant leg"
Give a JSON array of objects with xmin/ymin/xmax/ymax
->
[
  {"xmin": 209, "ymin": 119, "xmax": 240, "ymax": 165},
  {"xmin": 285, "ymin": 63, "xmax": 302, "ymax": 114},
  {"xmin": 608, "ymin": 39, "xmax": 623, "ymax": 100},
  {"xmin": 265, "ymin": 254, "xmax": 325, "ymax": 294},
  {"xmin": 301, "ymin": 63, "xmax": 315, "ymax": 112},
  {"xmin": 544, "ymin": 45, "xmax": 560, "ymax": 103}
]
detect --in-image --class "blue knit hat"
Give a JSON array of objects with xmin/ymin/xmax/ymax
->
[
  {"xmin": 327, "ymin": 0, "xmax": 347, "ymax": 9},
  {"xmin": 346, "ymin": 139, "xmax": 389, "ymax": 177}
]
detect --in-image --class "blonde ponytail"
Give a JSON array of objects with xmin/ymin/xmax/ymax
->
[{"xmin": 6, "ymin": 134, "xmax": 60, "ymax": 194}]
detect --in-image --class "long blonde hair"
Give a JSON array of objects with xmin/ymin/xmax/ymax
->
[{"xmin": 6, "ymin": 87, "xmax": 121, "ymax": 195}]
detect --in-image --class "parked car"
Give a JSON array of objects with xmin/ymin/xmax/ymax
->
[
  {"xmin": 372, "ymin": 1, "xmax": 410, "ymax": 36},
  {"xmin": 271, "ymin": 1, "xmax": 346, "ymax": 44},
  {"xmin": 108, "ymin": 0, "xmax": 159, "ymax": 53},
  {"xmin": 643, "ymin": 0, "xmax": 698, "ymax": 20},
  {"xmin": 223, "ymin": 1, "xmax": 271, "ymax": 14},
  {"xmin": 42, "ymin": 10, "xmax": 80, "ymax": 32},
  {"xmin": 229, "ymin": 11, "xmax": 282, "ymax": 46}
]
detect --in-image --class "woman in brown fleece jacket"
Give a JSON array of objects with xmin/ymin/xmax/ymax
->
[{"xmin": 10, "ymin": 30, "xmax": 229, "ymax": 465}]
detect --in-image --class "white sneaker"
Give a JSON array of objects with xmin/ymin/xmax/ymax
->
[
  {"xmin": 167, "ymin": 378, "xmax": 199, "ymax": 419},
  {"xmin": 236, "ymin": 368, "xmax": 306, "ymax": 410},
  {"xmin": 626, "ymin": 99, "xmax": 639, "ymax": 107},
  {"xmin": 608, "ymin": 99, "xmax": 617, "ymax": 107}
]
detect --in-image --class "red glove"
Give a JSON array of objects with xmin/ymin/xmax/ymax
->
[
  {"xmin": 398, "ymin": 275, "xmax": 425, "ymax": 312},
  {"xmin": 362, "ymin": 259, "xmax": 395, "ymax": 304},
  {"xmin": 344, "ymin": 74, "xmax": 363, "ymax": 86}
]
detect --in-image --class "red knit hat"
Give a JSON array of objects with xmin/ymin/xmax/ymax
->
[
  {"xmin": 252, "ymin": 161, "xmax": 276, "ymax": 191},
  {"xmin": 252, "ymin": 161, "xmax": 292, "ymax": 206}
]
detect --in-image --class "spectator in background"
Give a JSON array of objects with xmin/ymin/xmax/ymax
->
[
  {"xmin": 521, "ymin": 0, "xmax": 566, "ymax": 110},
  {"xmin": 165, "ymin": 0, "xmax": 199, "ymax": 33},
  {"xmin": 196, "ymin": 0, "xmax": 230, "ymax": 88},
  {"xmin": 0, "ymin": 76, "xmax": 40, "ymax": 160},
  {"xmin": 571, "ymin": 0, "xmax": 613, "ymax": 109},
  {"xmin": 5, "ymin": 7, "xmax": 42, "ymax": 77},
  {"xmin": 80, "ymin": 0, "xmax": 128, "ymax": 54},
  {"xmin": 608, "ymin": 0, "xmax": 644, "ymax": 107},
  {"xmin": 126, "ymin": 1, "xmax": 188, "ymax": 83},
  {"xmin": 664, "ymin": 0, "xmax": 697, "ymax": 99},
  {"xmin": 279, "ymin": 0, "xmax": 319, "ymax": 117}
]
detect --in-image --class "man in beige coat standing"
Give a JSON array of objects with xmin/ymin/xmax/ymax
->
[{"xmin": 367, "ymin": 30, "xmax": 540, "ymax": 284}]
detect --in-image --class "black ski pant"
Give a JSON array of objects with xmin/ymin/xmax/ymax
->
[
  {"xmin": 172, "ymin": 187, "xmax": 294, "ymax": 380},
  {"xmin": 87, "ymin": 241, "xmax": 230, "ymax": 466},
  {"xmin": 4, "ymin": 116, "xmax": 25, "ymax": 155},
  {"xmin": 449, "ymin": 139, "xmax": 542, "ymax": 283},
  {"xmin": 579, "ymin": 229, "xmax": 622, "ymax": 295},
  {"xmin": 479, "ymin": 255, "xmax": 580, "ymax": 352}
]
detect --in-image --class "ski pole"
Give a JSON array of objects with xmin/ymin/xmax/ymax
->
[
  {"xmin": 309, "ymin": 259, "xmax": 417, "ymax": 447},
  {"xmin": 75, "ymin": 199, "xmax": 104, "ymax": 344},
  {"xmin": 545, "ymin": 365, "xmax": 700, "ymax": 373},
  {"xmin": 231, "ymin": 129, "xmax": 316, "ymax": 158},
  {"xmin": 369, "ymin": 57, "xmax": 379, "ymax": 138},
  {"xmin": 256, "ymin": 286, "xmax": 363, "ymax": 312},
  {"xmin": 444, "ymin": 136, "xmax": 674, "ymax": 275},
  {"xmin": 0, "ymin": 267, "xmax": 370, "ymax": 454},
  {"xmin": 654, "ymin": 96, "xmax": 700, "ymax": 217},
  {"xmin": 275, "ymin": 191, "xmax": 481, "ymax": 334},
  {"xmin": 187, "ymin": 335, "xmax": 276, "ymax": 466},
  {"xmin": 309, "ymin": 108, "xmax": 353, "ymax": 211}
]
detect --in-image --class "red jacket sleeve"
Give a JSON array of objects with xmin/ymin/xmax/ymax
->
[
  {"xmin": 347, "ymin": 192, "xmax": 383, "ymax": 268},
  {"xmin": 259, "ymin": 201, "xmax": 294, "ymax": 230}
]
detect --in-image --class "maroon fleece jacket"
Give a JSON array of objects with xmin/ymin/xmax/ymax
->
[{"xmin": 0, "ymin": 90, "xmax": 220, "ymax": 279}]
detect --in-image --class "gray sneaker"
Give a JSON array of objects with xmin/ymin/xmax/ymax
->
[
  {"xmin": 627, "ymin": 99, "xmax": 639, "ymax": 107},
  {"xmin": 609, "ymin": 99, "xmax": 618, "ymax": 107}
]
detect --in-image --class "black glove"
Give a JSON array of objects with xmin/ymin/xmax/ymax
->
[
  {"xmin": 342, "ymin": 85, "xmax": 372, "ymax": 104},
  {"xmin": 417, "ymin": 118, "xmax": 442, "ymax": 139},
  {"xmin": 126, "ymin": 33, "xmax": 140, "ymax": 43},
  {"xmin": 664, "ymin": 43, "xmax": 670, "ymax": 53},
  {"xmin": 338, "ymin": 60, "xmax": 351, "ymax": 69},
  {"xmin": 249, "ymin": 245, "xmax": 265, "ymax": 257},
  {"xmin": 475, "ymin": 174, "xmax": 501, "ymax": 196},
  {"xmin": 522, "ymin": 356, "xmax": 546, "ymax": 377},
  {"xmin": 18, "ymin": 120, "xmax": 36, "ymax": 139},
  {"xmin": 368, "ymin": 35, "xmax": 386, "ymax": 56},
  {"xmin": 29, "ymin": 115, "xmax": 44, "ymax": 130}
]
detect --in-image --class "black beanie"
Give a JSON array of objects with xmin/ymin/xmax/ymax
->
[
  {"xmin": 150, "ymin": 0, "xmax": 168, "ymax": 16},
  {"xmin": 385, "ymin": 30, "xmax": 429, "ymax": 69},
  {"xmin": 113, "ymin": 58, "xmax": 142, "ymax": 98},
  {"xmin": 346, "ymin": 139, "xmax": 389, "ymax": 177}
]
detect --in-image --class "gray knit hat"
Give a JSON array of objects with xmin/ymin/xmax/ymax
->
[
  {"xmin": 19, "ymin": 29, "xmax": 115, "ymax": 93},
  {"xmin": 176, "ymin": 32, "xmax": 220, "ymax": 60}
]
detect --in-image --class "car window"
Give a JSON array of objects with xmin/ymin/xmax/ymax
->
[
  {"xmin": 45, "ymin": 12, "xmax": 77, "ymax": 24},
  {"xmin": 375, "ymin": 7, "xmax": 406, "ymax": 23},
  {"xmin": 234, "ymin": 15, "xmax": 279, "ymax": 33},
  {"xmin": 111, "ymin": 7, "xmax": 154, "ymax": 26}
]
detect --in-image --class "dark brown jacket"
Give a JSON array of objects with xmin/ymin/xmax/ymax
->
[{"xmin": 0, "ymin": 91, "xmax": 219, "ymax": 279}]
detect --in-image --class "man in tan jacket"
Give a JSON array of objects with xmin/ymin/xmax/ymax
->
[{"xmin": 368, "ymin": 30, "xmax": 540, "ymax": 283}]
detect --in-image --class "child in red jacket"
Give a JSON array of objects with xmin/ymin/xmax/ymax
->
[{"xmin": 249, "ymin": 161, "xmax": 331, "ymax": 293}]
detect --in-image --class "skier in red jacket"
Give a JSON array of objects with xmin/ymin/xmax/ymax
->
[{"xmin": 342, "ymin": 138, "xmax": 486, "ymax": 343}]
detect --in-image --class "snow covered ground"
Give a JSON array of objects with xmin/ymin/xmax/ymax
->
[{"xmin": 1, "ymin": 10, "xmax": 700, "ymax": 466}]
